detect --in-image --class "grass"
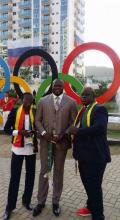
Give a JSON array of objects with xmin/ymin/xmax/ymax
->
[
  {"xmin": 105, "ymin": 101, "xmax": 118, "ymax": 113},
  {"xmin": 66, "ymin": 145, "xmax": 120, "ymax": 159},
  {"xmin": 66, "ymin": 129, "xmax": 120, "ymax": 159},
  {"xmin": 107, "ymin": 130, "xmax": 120, "ymax": 139},
  {"xmin": 109, "ymin": 146, "xmax": 120, "ymax": 155},
  {"xmin": 0, "ymin": 132, "xmax": 120, "ymax": 159}
]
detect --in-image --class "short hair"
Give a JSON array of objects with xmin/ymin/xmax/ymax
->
[
  {"xmin": 52, "ymin": 79, "xmax": 64, "ymax": 86},
  {"xmin": 5, "ymin": 91, "xmax": 9, "ymax": 94},
  {"xmin": 22, "ymin": 92, "xmax": 33, "ymax": 100},
  {"xmin": 81, "ymin": 87, "xmax": 95, "ymax": 98}
]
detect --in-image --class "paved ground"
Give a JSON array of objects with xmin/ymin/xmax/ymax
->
[{"xmin": 0, "ymin": 135, "xmax": 120, "ymax": 220}]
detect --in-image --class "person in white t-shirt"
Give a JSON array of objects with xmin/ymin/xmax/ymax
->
[{"xmin": 3, "ymin": 92, "xmax": 38, "ymax": 220}]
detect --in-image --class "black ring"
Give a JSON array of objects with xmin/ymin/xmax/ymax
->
[{"xmin": 13, "ymin": 48, "xmax": 58, "ymax": 97}]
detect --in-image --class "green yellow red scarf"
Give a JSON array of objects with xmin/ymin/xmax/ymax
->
[
  {"xmin": 74, "ymin": 101, "xmax": 97, "ymax": 128},
  {"xmin": 13, "ymin": 105, "xmax": 34, "ymax": 147}
]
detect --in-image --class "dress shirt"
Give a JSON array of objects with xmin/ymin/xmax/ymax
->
[{"xmin": 52, "ymin": 93, "xmax": 63, "ymax": 105}]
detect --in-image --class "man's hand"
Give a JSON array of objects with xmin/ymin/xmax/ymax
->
[
  {"xmin": 52, "ymin": 132, "xmax": 67, "ymax": 143},
  {"xmin": 69, "ymin": 126, "xmax": 78, "ymax": 135},
  {"xmin": 43, "ymin": 132, "xmax": 51, "ymax": 141},
  {"xmin": 52, "ymin": 134, "xmax": 60, "ymax": 143},
  {"xmin": 18, "ymin": 130, "xmax": 33, "ymax": 137}
]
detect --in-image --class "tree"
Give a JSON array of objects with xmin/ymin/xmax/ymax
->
[{"xmin": 20, "ymin": 67, "xmax": 32, "ymax": 83}]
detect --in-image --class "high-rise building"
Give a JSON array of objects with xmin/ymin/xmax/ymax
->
[{"xmin": 0, "ymin": 0, "xmax": 85, "ymax": 78}]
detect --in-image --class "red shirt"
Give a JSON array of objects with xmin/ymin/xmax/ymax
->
[{"xmin": 0, "ymin": 97, "xmax": 17, "ymax": 111}]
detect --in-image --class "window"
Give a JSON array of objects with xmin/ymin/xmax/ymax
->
[{"xmin": 24, "ymin": 36, "xmax": 30, "ymax": 39}]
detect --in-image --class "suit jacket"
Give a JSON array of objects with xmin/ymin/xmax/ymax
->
[
  {"xmin": 35, "ymin": 93, "xmax": 78, "ymax": 150},
  {"xmin": 73, "ymin": 104, "xmax": 111, "ymax": 163}
]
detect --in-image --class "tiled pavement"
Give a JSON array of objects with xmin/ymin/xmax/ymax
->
[{"xmin": 0, "ymin": 156, "xmax": 120, "ymax": 220}]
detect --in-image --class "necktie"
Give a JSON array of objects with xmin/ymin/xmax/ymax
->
[{"xmin": 54, "ymin": 96, "xmax": 60, "ymax": 111}]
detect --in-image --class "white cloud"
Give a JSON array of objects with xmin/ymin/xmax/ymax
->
[{"xmin": 85, "ymin": 0, "xmax": 120, "ymax": 66}]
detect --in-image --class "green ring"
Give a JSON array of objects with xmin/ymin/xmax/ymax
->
[{"xmin": 36, "ymin": 73, "xmax": 83, "ymax": 103}]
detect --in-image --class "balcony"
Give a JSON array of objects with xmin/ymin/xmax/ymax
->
[
  {"xmin": 0, "ymin": 36, "xmax": 8, "ymax": 41},
  {"xmin": 18, "ymin": 1, "xmax": 31, "ymax": 9},
  {"xmin": 43, "ymin": 42, "xmax": 49, "ymax": 49},
  {"xmin": 0, "ymin": 5, "xmax": 12, "ymax": 13},
  {"xmin": 18, "ymin": 10, "xmax": 31, "ymax": 18},
  {"xmin": 42, "ymin": 64, "xmax": 50, "ymax": 72},
  {"xmin": 0, "ymin": 0, "xmax": 12, "ymax": 4},
  {"xmin": 42, "ymin": 37, "xmax": 49, "ymax": 44},
  {"xmin": 41, "ymin": 17, "xmax": 50, "ymax": 25},
  {"xmin": 0, "ymin": 23, "xmax": 8, "ymax": 30},
  {"xmin": 0, "ymin": 31, "xmax": 11, "ymax": 39},
  {"xmin": 80, "ymin": 9, "xmax": 85, "ymax": 16},
  {"xmin": 0, "ymin": 14, "xmax": 11, "ymax": 21},
  {"xmin": 41, "ymin": 25, "xmax": 49, "ymax": 35},
  {"xmin": 41, "ymin": 0, "xmax": 50, "ymax": 6},
  {"xmin": 41, "ymin": 7, "xmax": 50, "ymax": 15},
  {"xmin": 0, "ymin": 32, "xmax": 8, "ymax": 37},
  {"xmin": 80, "ymin": 0, "xmax": 85, "ymax": 7},
  {"xmin": 80, "ymin": 18, "xmax": 85, "ymax": 25},
  {"xmin": 18, "ymin": 29, "xmax": 31, "ymax": 37},
  {"xmin": 19, "ymin": 19, "xmax": 31, "ymax": 28}
]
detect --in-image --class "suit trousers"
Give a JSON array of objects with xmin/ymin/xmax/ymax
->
[
  {"xmin": 37, "ymin": 143, "xmax": 67, "ymax": 205},
  {"xmin": 6, "ymin": 152, "xmax": 36, "ymax": 211},
  {"xmin": 78, "ymin": 162, "xmax": 106, "ymax": 220}
]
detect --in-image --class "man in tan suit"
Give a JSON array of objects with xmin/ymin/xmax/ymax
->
[{"xmin": 33, "ymin": 79, "xmax": 78, "ymax": 217}]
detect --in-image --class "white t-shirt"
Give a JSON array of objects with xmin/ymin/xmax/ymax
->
[{"xmin": 12, "ymin": 114, "xmax": 34, "ymax": 155}]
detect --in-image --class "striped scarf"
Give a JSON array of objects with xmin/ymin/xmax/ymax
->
[
  {"xmin": 74, "ymin": 101, "xmax": 97, "ymax": 128},
  {"xmin": 13, "ymin": 105, "xmax": 34, "ymax": 147}
]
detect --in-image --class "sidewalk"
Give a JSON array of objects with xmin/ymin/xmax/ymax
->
[{"xmin": 0, "ymin": 135, "xmax": 120, "ymax": 220}]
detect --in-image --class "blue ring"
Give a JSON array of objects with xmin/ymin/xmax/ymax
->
[{"xmin": 0, "ymin": 58, "xmax": 10, "ymax": 98}]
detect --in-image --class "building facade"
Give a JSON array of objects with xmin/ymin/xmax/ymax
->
[{"xmin": 0, "ymin": 0, "xmax": 85, "ymax": 79}]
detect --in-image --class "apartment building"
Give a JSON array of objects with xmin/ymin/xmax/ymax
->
[{"xmin": 0, "ymin": 0, "xmax": 85, "ymax": 79}]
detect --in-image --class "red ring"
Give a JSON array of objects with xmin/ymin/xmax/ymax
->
[{"xmin": 62, "ymin": 42, "xmax": 120, "ymax": 104}]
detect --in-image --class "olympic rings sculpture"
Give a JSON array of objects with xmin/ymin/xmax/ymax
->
[{"xmin": 0, "ymin": 42, "xmax": 120, "ymax": 105}]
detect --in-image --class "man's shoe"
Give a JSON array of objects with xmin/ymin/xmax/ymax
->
[
  {"xmin": 53, "ymin": 204, "xmax": 61, "ymax": 217},
  {"xmin": 76, "ymin": 207, "xmax": 91, "ymax": 216},
  {"xmin": 32, "ymin": 204, "xmax": 45, "ymax": 217},
  {"xmin": 22, "ymin": 202, "xmax": 33, "ymax": 211},
  {"xmin": 3, "ymin": 210, "xmax": 12, "ymax": 220}
]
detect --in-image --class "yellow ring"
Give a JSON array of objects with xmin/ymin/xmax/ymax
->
[
  {"xmin": 0, "ymin": 76, "xmax": 31, "ymax": 92},
  {"xmin": 0, "ymin": 76, "xmax": 31, "ymax": 127},
  {"xmin": 0, "ymin": 112, "xmax": 3, "ymax": 126}
]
